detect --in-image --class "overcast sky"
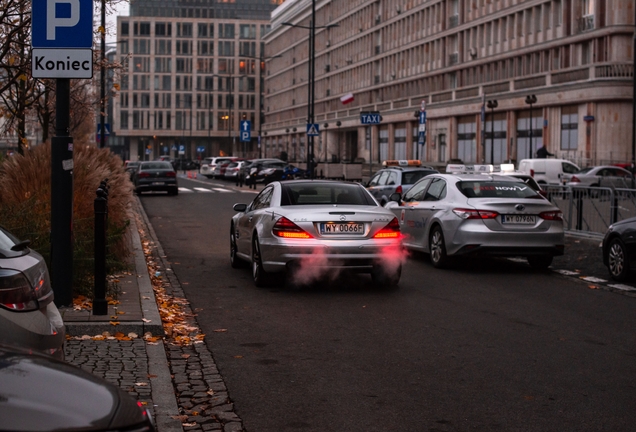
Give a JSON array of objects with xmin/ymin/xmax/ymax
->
[{"xmin": 104, "ymin": 2, "xmax": 129, "ymax": 43}]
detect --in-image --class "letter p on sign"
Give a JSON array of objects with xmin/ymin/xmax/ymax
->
[
  {"xmin": 47, "ymin": 0, "xmax": 80, "ymax": 40},
  {"xmin": 31, "ymin": 0, "xmax": 93, "ymax": 48}
]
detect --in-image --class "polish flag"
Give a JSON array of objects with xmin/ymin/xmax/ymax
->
[{"xmin": 340, "ymin": 92, "xmax": 354, "ymax": 105}]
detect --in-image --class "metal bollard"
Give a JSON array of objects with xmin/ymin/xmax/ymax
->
[{"xmin": 93, "ymin": 180, "xmax": 109, "ymax": 315}]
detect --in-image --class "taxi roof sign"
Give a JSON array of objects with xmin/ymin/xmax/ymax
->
[
  {"xmin": 446, "ymin": 163, "xmax": 517, "ymax": 174},
  {"xmin": 383, "ymin": 160, "xmax": 421, "ymax": 167}
]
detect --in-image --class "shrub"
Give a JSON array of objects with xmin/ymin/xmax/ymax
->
[{"xmin": 0, "ymin": 141, "xmax": 133, "ymax": 298}]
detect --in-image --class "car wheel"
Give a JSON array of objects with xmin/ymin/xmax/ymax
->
[
  {"xmin": 429, "ymin": 226, "xmax": 449, "ymax": 269},
  {"xmin": 230, "ymin": 228, "xmax": 244, "ymax": 269},
  {"xmin": 371, "ymin": 264, "xmax": 401, "ymax": 288},
  {"xmin": 252, "ymin": 237, "xmax": 269, "ymax": 287},
  {"xmin": 527, "ymin": 255, "xmax": 553, "ymax": 269},
  {"xmin": 607, "ymin": 237, "xmax": 630, "ymax": 281}
]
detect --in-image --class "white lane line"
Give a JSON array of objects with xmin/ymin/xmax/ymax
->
[
  {"xmin": 241, "ymin": 190, "xmax": 259, "ymax": 194},
  {"xmin": 608, "ymin": 284, "xmax": 636, "ymax": 292},
  {"xmin": 579, "ymin": 276, "xmax": 608, "ymax": 283},
  {"xmin": 178, "ymin": 187, "xmax": 194, "ymax": 193},
  {"xmin": 194, "ymin": 187, "xmax": 213, "ymax": 193},
  {"xmin": 212, "ymin": 188, "xmax": 232, "ymax": 193}
]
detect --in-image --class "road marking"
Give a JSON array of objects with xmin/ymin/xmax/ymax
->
[
  {"xmin": 579, "ymin": 276, "xmax": 608, "ymax": 283},
  {"xmin": 607, "ymin": 284, "xmax": 636, "ymax": 292},
  {"xmin": 212, "ymin": 188, "xmax": 232, "ymax": 193},
  {"xmin": 194, "ymin": 187, "xmax": 213, "ymax": 193},
  {"xmin": 178, "ymin": 187, "xmax": 194, "ymax": 193}
]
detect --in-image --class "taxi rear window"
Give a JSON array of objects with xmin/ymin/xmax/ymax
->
[
  {"xmin": 458, "ymin": 181, "xmax": 539, "ymax": 198},
  {"xmin": 402, "ymin": 170, "xmax": 437, "ymax": 185}
]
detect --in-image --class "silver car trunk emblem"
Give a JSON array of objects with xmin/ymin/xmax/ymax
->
[
  {"xmin": 340, "ymin": 215, "xmax": 347, "ymax": 221},
  {"xmin": 515, "ymin": 204, "xmax": 525, "ymax": 211}
]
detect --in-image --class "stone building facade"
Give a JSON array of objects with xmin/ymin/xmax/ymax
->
[{"xmin": 261, "ymin": 0, "xmax": 635, "ymax": 172}]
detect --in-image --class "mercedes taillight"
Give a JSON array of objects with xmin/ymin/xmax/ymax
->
[
  {"xmin": 373, "ymin": 217, "xmax": 401, "ymax": 239},
  {"xmin": 273, "ymin": 217, "xmax": 313, "ymax": 239}
]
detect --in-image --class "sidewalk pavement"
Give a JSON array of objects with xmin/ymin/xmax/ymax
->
[{"xmin": 59, "ymin": 195, "xmax": 246, "ymax": 432}]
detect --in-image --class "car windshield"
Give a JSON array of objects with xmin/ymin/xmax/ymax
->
[
  {"xmin": 457, "ymin": 180, "xmax": 540, "ymax": 198},
  {"xmin": 141, "ymin": 162, "xmax": 173, "ymax": 170},
  {"xmin": 227, "ymin": 162, "xmax": 239, "ymax": 168},
  {"xmin": 402, "ymin": 170, "xmax": 436, "ymax": 185},
  {"xmin": 281, "ymin": 183, "xmax": 377, "ymax": 206},
  {"xmin": 127, "ymin": 162, "xmax": 140, "ymax": 168}
]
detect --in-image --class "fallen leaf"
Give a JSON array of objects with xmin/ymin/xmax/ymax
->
[
  {"xmin": 117, "ymin": 311, "xmax": 126, "ymax": 315},
  {"xmin": 214, "ymin": 329, "xmax": 227, "ymax": 333},
  {"xmin": 171, "ymin": 415, "xmax": 188, "ymax": 421},
  {"xmin": 234, "ymin": 355, "xmax": 243, "ymax": 359},
  {"xmin": 588, "ymin": 285, "xmax": 599, "ymax": 289},
  {"xmin": 139, "ymin": 401, "xmax": 148, "ymax": 405},
  {"xmin": 182, "ymin": 354, "xmax": 191, "ymax": 359},
  {"xmin": 109, "ymin": 321, "xmax": 120, "ymax": 326},
  {"xmin": 207, "ymin": 390, "xmax": 214, "ymax": 395},
  {"xmin": 147, "ymin": 374, "xmax": 158, "ymax": 378},
  {"xmin": 135, "ymin": 382, "xmax": 149, "ymax": 386},
  {"xmin": 183, "ymin": 423, "xmax": 196, "ymax": 427},
  {"xmin": 142, "ymin": 318, "xmax": 152, "ymax": 323}
]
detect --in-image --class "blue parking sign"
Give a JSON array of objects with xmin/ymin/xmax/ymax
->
[{"xmin": 32, "ymin": 0, "xmax": 94, "ymax": 48}]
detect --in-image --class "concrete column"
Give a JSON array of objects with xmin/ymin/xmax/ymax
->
[{"xmin": 130, "ymin": 137, "xmax": 139, "ymax": 161}]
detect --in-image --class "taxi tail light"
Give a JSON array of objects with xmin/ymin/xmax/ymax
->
[
  {"xmin": 373, "ymin": 217, "xmax": 401, "ymax": 238},
  {"xmin": 0, "ymin": 269, "xmax": 38, "ymax": 311},
  {"xmin": 453, "ymin": 208, "xmax": 499, "ymax": 220},
  {"xmin": 395, "ymin": 185, "xmax": 403, "ymax": 194},
  {"xmin": 273, "ymin": 217, "xmax": 313, "ymax": 239},
  {"xmin": 540, "ymin": 210, "xmax": 563, "ymax": 221}
]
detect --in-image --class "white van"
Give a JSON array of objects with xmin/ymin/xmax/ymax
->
[{"xmin": 517, "ymin": 159, "xmax": 580, "ymax": 185}]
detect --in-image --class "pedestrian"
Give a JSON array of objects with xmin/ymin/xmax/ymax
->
[
  {"xmin": 536, "ymin": 145, "xmax": 554, "ymax": 159},
  {"xmin": 236, "ymin": 166, "xmax": 245, "ymax": 187},
  {"xmin": 248, "ymin": 163, "xmax": 262, "ymax": 189}
]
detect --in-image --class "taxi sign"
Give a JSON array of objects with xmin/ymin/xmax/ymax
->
[
  {"xmin": 446, "ymin": 164, "xmax": 495, "ymax": 174},
  {"xmin": 383, "ymin": 160, "xmax": 421, "ymax": 167}
]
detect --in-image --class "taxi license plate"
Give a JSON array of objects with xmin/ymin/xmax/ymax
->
[
  {"xmin": 320, "ymin": 222, "xmax": 364, "ymax": 235},
  {"xmin": 502, "ymin": 215, "xmax": 536, "ymax": 224},
  {"xmin": 152, "ymin": 182, "xmax": 165, "ymax": 185}
]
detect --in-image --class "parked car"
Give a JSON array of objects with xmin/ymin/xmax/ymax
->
[
  {"xmin": 0, "ymin": 344, "xmax": 156, "ymax": 432},
  {"xmin": 242, "ymin": 158, "xmax": 287, "ymax": 185},
  {"xmin": 224, "ymin": 161, "xmax": 248, "ymax": 180},
  {"xmin": 602, "ymin": 216, "xmax": 636, "ymax": 281},
  {"xmin": 562, "ymin": 165, "xmax": 635, "ymax": 189},
  {"xmin": 385, "ymin": 167, "xmax": 565, "ymax": 269},
  {"xmin": 172, "ymin": 158, "xmax": 199, "ymax": 171},
  {"xmin": 124, "ymin": 161, "xmax": 140, "ymax": 181},
  {"xmin": 230, "ymin": 180, "xmax": 403, "ymax": 287},
  {"xmin": 212, "ymin": 158, "xmax": 242, "ymax": 179},
  {"xmin": 366, "ymin": 160, "xmax": 438, "ymax": 206},
  {"xmin": 133, "ymin": 161, "xmax": 179, "ymax": 195},
  {"xmin": 496, "ymin": 163, "xmax": 549, "ymax": 199},
  {"xmin": 0, "ymin": 226, "xmax": 66, "ymax": 359},
  {"xmin": 517, "ymin": 158, "xmax": 580, "ymax": 185},
  {"xmin": 199, "ymin": 156, "xmax": 238, "ymax": 178}
]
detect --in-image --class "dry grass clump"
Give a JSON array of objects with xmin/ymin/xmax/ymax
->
[{"xmin": 0, "ymin": 141, "xmax": 133, "ymax": 298}]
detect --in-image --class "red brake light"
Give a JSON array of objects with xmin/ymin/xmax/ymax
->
[
  {"xmin": 0, "ymin": 269, "xmax": 38, "ymax": 311},
  {"xmin": 166, "ymin": 171, "xmax": 176, "ymax": 177},
  {"xmin": 273, "ymin": 217, "xmax": 313, "ymax": 239},
  {"xmin": 540, "ymin": 210, "xmax": 563, "ymax": 221},
  {"xmin": 453, "ymin": 208, "xmax": 499, "ymax": 220},
  {"xmin": 395, "ymin": 185, "xmax": 403, "ymax": 194},
  {"xmin": 373, "ymin": 217, "xmax": 401, "ymax": 238},
  {"xmin": 570, "ymin": 176, "xmax": 580, "ymax": 183},
  {"xmin": 530, "ymin": 169, "xmax": 535, "ymax": 177},
  {"xmin": 138, "ymin": 172, "xmax": 150, "ymax": 178}
]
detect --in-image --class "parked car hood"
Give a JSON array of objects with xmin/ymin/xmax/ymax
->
[{"xmin": 0, "ymin": 346, "xmax": 148, "ymax": 431}]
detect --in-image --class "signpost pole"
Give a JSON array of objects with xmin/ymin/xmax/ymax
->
[{"xmin": 50, "ymin": 78, "xmax": 73, "ymax": 306}]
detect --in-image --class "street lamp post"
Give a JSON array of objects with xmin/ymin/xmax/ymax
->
[
  {"xmin": 525, "ymin": 94, "xmax": 537, "ymax": 159},
  {"xmin": 486, "ymin": 100, "xmax": 498, "ymax": 164},
  {"xmin": 283, "ymin": 1, "xmax": 337, "ymax": 179}
]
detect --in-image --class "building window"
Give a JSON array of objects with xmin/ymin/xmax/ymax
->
[
  {"xmin": 134, "ymin": 22, "xmax": 151, "ymax": 36},
  {"xmin": 121, "ymin": 22, "xmax": 129, "ymax": 36},
  {"xmin": 379, "ymin": 128, "xmax": 389, "ymax": 162},
  {"xmin": 218, "ymin": 41, "xmax": 235, "ymax": 56},
  {"xmin": 517, "ymin": 111, "xmax": 543, "ymax": 160},
  {"xmin": 457, "ymin": 118, "xmax": 476, "ymax": 163},
  {"xmin": 240, "ymin": 24, "xmax": 256, "ymax": 39},
  {"xmin": 177, "ymin": 23, "xmax": 193, "ymax": 37},
  {"xmin": 219, "ymin": 23, "xmax": 235, "ymax": 39},
  {"xmin": 155, "ymin": 40, "xmax": 171, "ymax": 55},
  {"xmin": 394, "ymin": 126, "xmax": 406, "ymax": 160},
  {"xmin": 120, "ymin": 110, "xmax": 128, "ymax": 129},
  {"xmin": 561, "ymin": 106, "xmax": 578, "ymax": 150},
  {"xmin": 155, "ymin": 22, "xmax": 171, "ymax": 36}
]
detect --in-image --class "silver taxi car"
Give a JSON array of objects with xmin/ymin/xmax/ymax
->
[
  {"xmin": 230, "ymin": 180, "xmax": 403, "ymax": 288},
  {"xmin": 385, "ymin": 164, "xmax": 565, "ymax": 269}
]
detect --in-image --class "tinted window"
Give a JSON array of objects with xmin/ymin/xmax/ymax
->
[
  {"xmin": 281, "ymin": 183, "xmax": 376, "ymax": 206},
  {"xmin": 403, "ymin": 178, "xmax": 432, "ymax": 202},
  {"xmin": 458, "ymin": 180, "xmax": 539, "ymax": 198},
  {"xmin": 402, "ymin": 170, "xmax": 437, "ymax": 185},
  {"xmin": 251, "ymin": 187, "xmax": 273, "ymax": 210},
  {"xmin": 423, "ymin": 178, "xmax": 446, "ymax": 201},
  {"xmin": 368, "ymin": 173, "xmax": 382, "ymax": 186},
  {"xmin": 141, "ymin": 162, "xmax": 173, "ymax": 170},
  {"xmin": 562, "ymin": 162, "xmax": 579, "ymax": 174}
]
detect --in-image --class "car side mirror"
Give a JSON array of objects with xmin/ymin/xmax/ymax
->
[
  {"xmin": 389, "ymin": 192, "xmax": 402, "ymax": 203},
  {"xmin": 233, "ymin": 203, "xmax": 247, "ymax": 212}
]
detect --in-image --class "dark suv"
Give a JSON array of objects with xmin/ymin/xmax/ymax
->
[{"xmin": 366, "ymin": 160, "xmax": 438, "ymax": 206}]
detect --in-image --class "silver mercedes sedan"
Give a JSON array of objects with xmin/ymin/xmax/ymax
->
[
  {"xmin": 230, "ymin": 180, "xmax": 403, "ymax": 288},
  {"xmin": 384, "ymin": 170, "xmax": 565, "ymax": 269}
]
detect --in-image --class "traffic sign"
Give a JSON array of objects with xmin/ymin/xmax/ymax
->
[
  {"xmin": 178, "ymin": 145, "xmax": 185, "ymax": 155},
  {"xmin": 32, "ymin": 48, "xmax": 92, "ymax": 78},
  {"xmin": 96, "ymin": 123, "xmax": 110, "ymax": 142},
  {"xmin": 32, "ymin": 0, "xmax": 94, "ymax": 48},
  {"xmin": 240, "ymin": 120, "xmax": 251, "ymax": 142},
  {"xmin": 419, "ymin": 111, "xmax": 427, "ymax": 124},
  {"xmin": 360, "ymin": 111, "xmax": 381, "ymax": 125},
  {"xmin": 171, "ymin": 145, "xmax": 177, "ymax": 151},
  {"xmin": 306, "ymin": 123, "xmax": 320, "ymax": 136},
  {"xmin": 196, "ymin": 146, "xmax": 205, "ymax": 153}
]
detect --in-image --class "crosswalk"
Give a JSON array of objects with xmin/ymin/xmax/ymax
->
[{"xmin": 178, "ymin": 186, "xmax": 257, "ymax": 194}]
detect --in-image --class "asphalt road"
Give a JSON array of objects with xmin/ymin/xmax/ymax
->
[{"xmin": 140, "ymin": 177, "xmax": 636, "ymax": 432}]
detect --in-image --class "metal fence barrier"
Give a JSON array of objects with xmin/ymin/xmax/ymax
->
[{"xmin": 544, "ymin": 185, "xmax": 636, "ymax": 237}]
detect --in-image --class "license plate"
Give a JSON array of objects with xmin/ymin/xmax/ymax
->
[
  {"xmin": 152, "ymin": 182, "xmax": 165, "ymax": 185},
  {"xmin": 501, "ymin": 215, "xmax": 536, "ymax": 224},
  {"xmin": 320, "ymin": 222, "xmax": 364, "ymax": 235}
]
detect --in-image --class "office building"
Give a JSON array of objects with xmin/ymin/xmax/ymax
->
[
  {"xmin": 262, "ymin": 0, "xmax": 635, "ymax": 171},
  {"xmin": 113, "ymin": 0, "xmax": 283, "ymax": 161}
]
